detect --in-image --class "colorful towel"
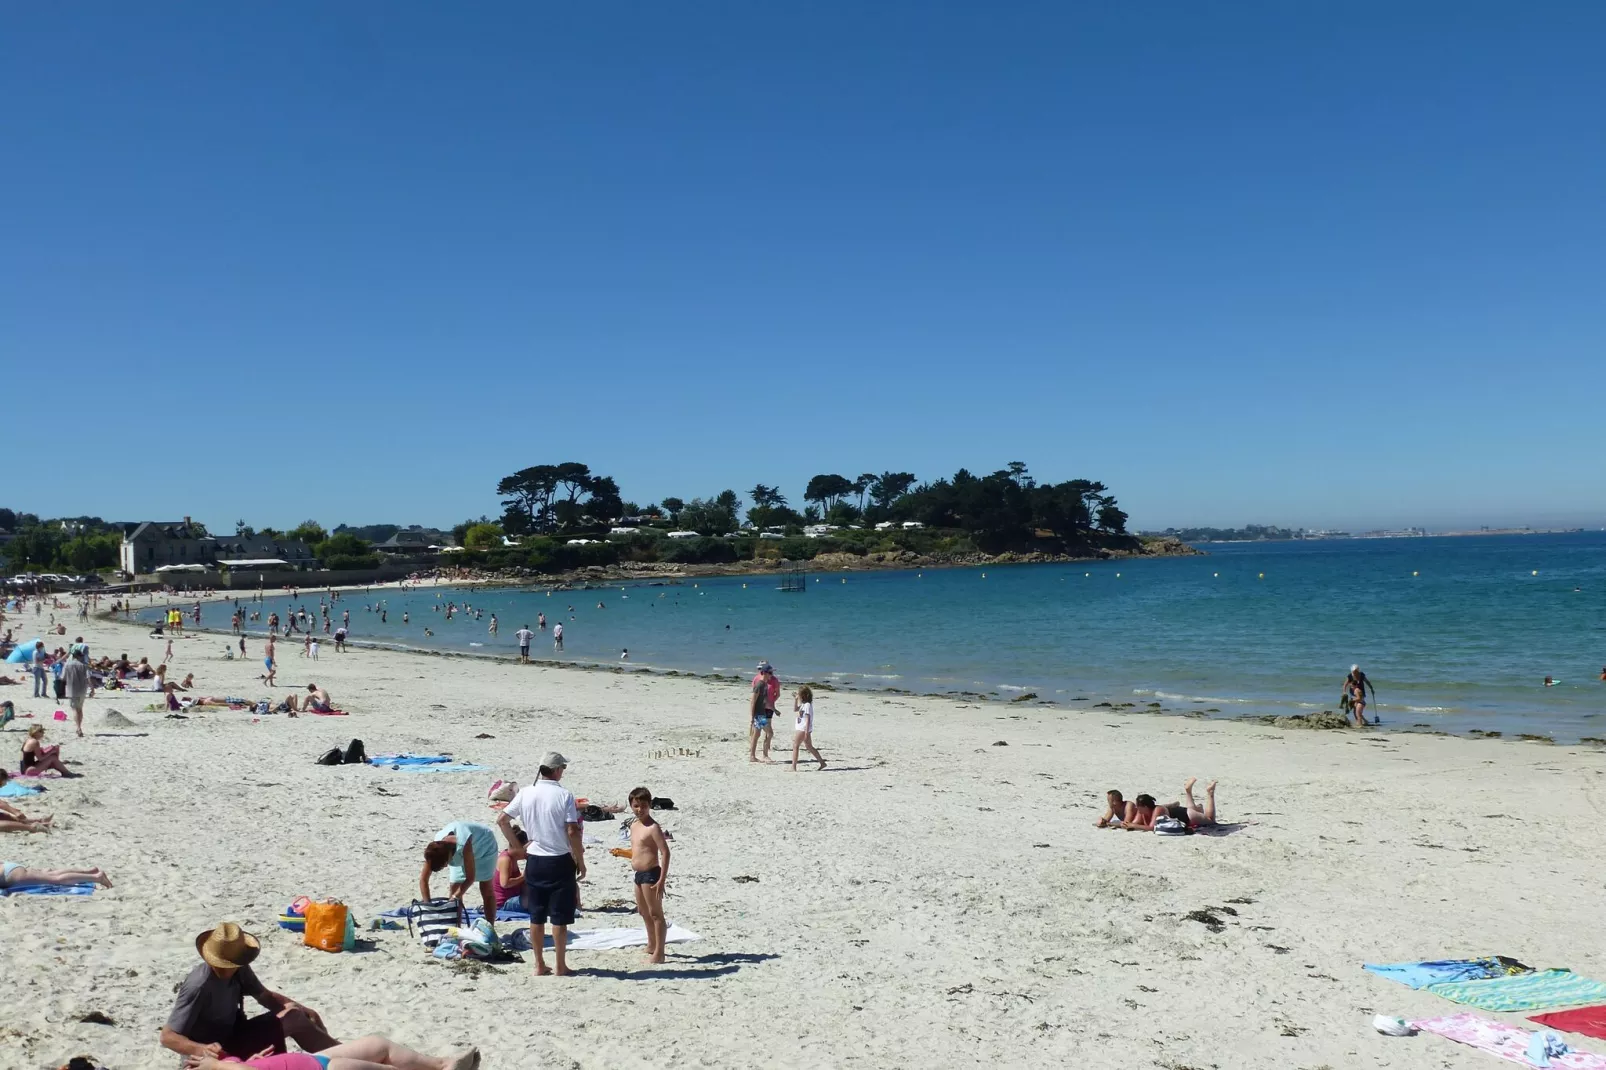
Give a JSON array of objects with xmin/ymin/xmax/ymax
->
[
  {"xmin": 369, "ymin": 754, "xmax": 450, "ymax": 767},
  {"xmin": 309, "ymin": 709, "xmax": 349, "ymax": 717},
  {"xmin": 0, "ymin": 882, "xmax": 97, "ymax": 897},
  {"xmin": 1429, "ymin": 971, "xmax": 1606, "ymax": 1013},
  {"xmin": 0, "ymin": 781, "xmax": 44, "ymax": 798},
  {"xmin": 1366, "ymin": 957, "xmax": 1533, "ymax": 990},
  {"xmin": 1416, "ymin": 1013, "xmax": 1606, "ymax": 1068},
  {"xmin": 1533, "ymin": 1007, "xmax": 1606, "ymax": 1043}
]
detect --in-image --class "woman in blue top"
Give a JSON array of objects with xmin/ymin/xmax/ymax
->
[{"xmin": 420, "ymin": 820, "xmax": 500, "ymax": 929}]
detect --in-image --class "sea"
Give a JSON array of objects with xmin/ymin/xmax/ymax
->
[{"xmin": 147, "ymin": 532, "xmax": 1606, "ymax": 743}]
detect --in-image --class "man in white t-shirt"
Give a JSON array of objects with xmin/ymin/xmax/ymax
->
[
  {"xmin": 496, "ymin": 752, "xmax": 586, "ymax": 976},
  {"xmin": 552, "ymin": 622, "xmax": 564, "ymax": 651},
  {"xmin": 514, "ymin": 626, "xmax": 534, "ymax": 664}
]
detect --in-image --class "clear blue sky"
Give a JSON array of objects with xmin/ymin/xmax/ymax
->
[{"xmin": 5, "ymin": 3, "xmax": 1604, "ymax": 533}]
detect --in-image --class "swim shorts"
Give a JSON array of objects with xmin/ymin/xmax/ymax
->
[
  {"xmin": 634, "ymin": 867, "xmax": 662, "ymax": 886},
  {"xmin": 522, "ymin": 854, "xmax": 578, "ymax": 926},
  {"xmin": 752, "ymin": 713, "xmax": 772, "ymax": 729}
]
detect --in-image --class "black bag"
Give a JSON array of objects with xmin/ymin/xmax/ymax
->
[
  {"xmin": 316, "ymin": 747, "xmax": 343, "ymax": 766},
  {"xmin": 342, "ymin": 738, "xmax": 366, "ymax": 765},
  {"xmin": 651, "ymin": 797, "xmax": 676, "ymax": 811}
]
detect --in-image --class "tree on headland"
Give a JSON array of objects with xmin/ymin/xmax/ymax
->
[
  {"xmin": 462, "ymin": 523, "xmax": 505, "ymax": 551},
  {"xmin": 853, "ymin": 474, "xmax": 877, "ymax": 513},
  {"xmin": 290, "ymin": 520, "xmax": 327, "ymax": 544},
  {"xmin": 869, "ymin": 472, "xmax": 918, "ymax": 514},
  {"xmin": 804, "ymin": 474, "xmax": 855, "ymax": 512},
  {"xmin": 496, "ymin": 462, "xmax": 621, "ymax": 534},
  {"xmin": 677, "ymin": 491, "xmax": 742, "ymax": 536},
  {"xmin": 660, "ymin": 497, "xmax": 685, "ymax": 521}
]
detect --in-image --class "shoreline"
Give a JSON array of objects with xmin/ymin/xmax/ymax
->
[{"xmin": 108, "ymin": 602, "xmax": 1605, "ymax": 748}]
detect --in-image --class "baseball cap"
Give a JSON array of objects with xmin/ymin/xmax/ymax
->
[
  {"xmin": 756, "ymin": 661, "xmax": 773, "ymax": 672},
  {"xmin": 541, "ymin": 751, "xmax": 569, "ymax": 768}
]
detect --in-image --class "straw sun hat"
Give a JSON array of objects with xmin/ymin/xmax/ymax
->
[{"xmin": 195, "ymin": 922, "xmax": 260, "ymax": 969}]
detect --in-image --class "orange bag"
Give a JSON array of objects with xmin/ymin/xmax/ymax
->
[{"xmin": 302, "ymin": 900, "xmax": 349, "ymax": 952}]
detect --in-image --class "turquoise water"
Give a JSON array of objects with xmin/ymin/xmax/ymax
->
[{"xmin": 153, "ymin": 532, "xmax": 1606, "ymax": 742}]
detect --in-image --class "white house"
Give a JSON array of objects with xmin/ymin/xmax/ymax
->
[
  {"xmin": 874, "ymin": 521, "xmax": 896, "ymax": 531},
  {"xmin": 901, "ymin": 521, "xmax": 925, "ymax": 530},
  {"xmin": 666, "ymin": 531, "xmax": 702, "ymax": 540}
]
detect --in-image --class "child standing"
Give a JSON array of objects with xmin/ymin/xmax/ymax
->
[
  {"xmin": 627, "ymin": 787, "xmax": 670, "ymax": 963},
  {"xmin": 309, "ymin": 637, "xmax": 319, "ymax": 661},
  {"xmin": 791, "ymin": 685, "xmax": 826, "ymax": 771}
]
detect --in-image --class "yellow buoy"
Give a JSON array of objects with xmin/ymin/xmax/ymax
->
[
  {"xmin": 1413, "ymin": 571, "xmax": 1419, "ymax": 577},
  {"xmin": 1532, "ymin": 570, "xmax": 1538, "ymax": 576},
  {"xmin": 1258, "ymin": 572, "xmax": 1264, "ymax": 579}
]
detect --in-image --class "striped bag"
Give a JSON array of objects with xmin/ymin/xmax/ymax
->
[{"xmin": 408, "ymin": 897, "xmax": 463, "ymax": 949}]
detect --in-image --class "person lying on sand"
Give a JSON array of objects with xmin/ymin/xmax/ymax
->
[
  {"xmin": 0, "ymin": 861, "xmax": 110, "ymax": 889},
  {"xmin": 0, "ymin": 770, "xmax": 53, "ymax": 832},
  {"xmin": 160, "ymin": 923, "xmax": 339, "ymax": 1064},
  {"xmin": 1094, "ymin": 789, "xmax": 1127, "ymax": 827},
  {"xmin": 1126, "ymin": 779, "xmax": 1218, "ymax": 831},
  {"xmin": 184, "ymin": 1035, "xmax": 479, "ymax": 1070}
]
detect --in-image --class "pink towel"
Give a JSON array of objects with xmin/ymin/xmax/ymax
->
[{"xmin": 1416, "ymin": 1013, "xmax": 1606, "ymax": 1068}]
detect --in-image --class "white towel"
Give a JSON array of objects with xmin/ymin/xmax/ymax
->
[{"xmin": 564, "ymin": 923, "xmax": 700, "ymax": 951}]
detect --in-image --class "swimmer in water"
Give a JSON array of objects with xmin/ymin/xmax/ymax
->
[{"xmin": 1544, "ymin": 675, "xmax": 1555, "ymax": 687}]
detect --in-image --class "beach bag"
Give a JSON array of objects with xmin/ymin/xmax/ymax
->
[
  {"xmin": 303, "ymin": 900, "xmax": 349, "ymax": 952},
  {"xmin": 316, "ymin": 747, "xmax": 343, "ymax": 766},
  {"xmin": 278, "ymin": 895, "xmax": 312, "ymax": 932},
  {"xmin": 408, "ymin": 897, "xmax": 463, "ymax": 949},
  {"xmin": 1154, "ymin": 817, "xmax": 1190, "ymax": 836},
  {"xmin": 342, "ymin": 738, "xmax": 366, "ymax": 764}
]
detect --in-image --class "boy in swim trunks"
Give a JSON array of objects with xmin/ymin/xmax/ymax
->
[{"xmin": 627, "ymin": 787, "xmax": 670, "ymax": 963}]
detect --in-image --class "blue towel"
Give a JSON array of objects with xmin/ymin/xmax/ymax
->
[
  {"xmin": 1364, "ymin": 958, "xmax": 1533, "ymax": 989},
  {"xmin": 1526, "ymin": 1029, "xmax": 1570, "ymax": 1067},
  {"xmin": 393, "ymin": 763, "xmax": 488, "ymax": 774},
  {"xmin": 0, "ymin": 781, "xmax": 44, "ymax": 798},
  {"xmin": 1, "ymin": 882, "xmax": 96, "ymax": 897},
  {"xmin": 368, "ymin": 754, "xmax": 450, "ymax": 767}
]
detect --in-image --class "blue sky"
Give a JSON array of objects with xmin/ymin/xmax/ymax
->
[{"xmin": 4, "ymin": 3, "xmax": 1603, "ymax": 533}]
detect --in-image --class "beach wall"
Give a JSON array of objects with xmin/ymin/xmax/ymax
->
[{"xmin": 135, "ymin": 565, "xmax": 415, "ymax": 590}]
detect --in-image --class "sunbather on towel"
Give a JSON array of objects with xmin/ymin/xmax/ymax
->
[
  {"xmin": 0, "ymin": 861, "xmax": 111, "ymax": 889},
  {"xmin": 0, "ymin": 770, "xmax": 53, "ymax": 832},
  {"xmin": 1094, "ymin": 789, "xmax": 1127, "ymax": 828},
  {"xmin": 1127, "ymin": 778, "xmax": 1218, "ymax": 830},
  {"xmin": 185, "ymin": 1035, "xmax": 479, "ymax": 1070}
]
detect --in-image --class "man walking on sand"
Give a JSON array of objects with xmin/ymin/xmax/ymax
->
[
  {"xmin": 62, "ymin": 648, "xmax": 90, "ymax": 739},
  {"xmin": 749, "ymin": 660, "xmax": 780, "ymax": 763},
  {"xmin": 497, "ymin": 752, "xmax": 585, "ymax": 977},
  {"xmin": 262, "ymin": 635, "xmax": 277, "ymax": 686}
]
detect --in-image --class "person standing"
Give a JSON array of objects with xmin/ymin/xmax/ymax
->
[
  {"xmin": 496, "ymin": 753, "xmax": 585, "ymax": 977},
  {"xmin": 749, "ymin": 661, "xmax": 779, "ymax": 763},
  {"xmin": 62, "ymin": 649, "xmax": 90, "ymax": 739},
  {"xmin": 790, "ymin": 684, "xmax": 826, "ymax": 771},
  {"xmin": 262, "ymin": 635, "xmax": 277, "ymax": 687},
  {"xmin": 552, "ymin": 622, "xmax": 564, "ymax": 651},
  {"xmin": 514, "ymin": 624, "xmax": 534, "ymax": 664},
  {"xmin": 29, "ymin": 642, "xmax": 48, "ymax": 698},
  {"xmin": 420, "ymin": 820, "xmax": 500, "ymax": 931},
  {"xmin": 1345, "ymin": 664, "xmax": 1376, "ymax": 726}
]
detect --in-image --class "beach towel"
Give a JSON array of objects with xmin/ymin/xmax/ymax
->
[
  {"xmin": 0, "ymin": 882, "xmax": 97, "ymax": 897},
  {"xmin": 380, "ymin": 903, "xmax": 533, "ymax": 924},
  {"xmin": 1415, "ymin": 1013, "xmax": 1606, "ymax": 1068},
  {"xmin": 309, "ymin": 709, "xmax": 349, "ymax": 716},
  {"xmin": 505, "ymin": 923, "xmax": 700, "ymax": 952},
  {"xmin": 1532, "ymin": 1007, "xmax": 1606, "ymax": 1043},
  {"xmin": 369, "ymin": 755, "xmax": 450, "ymax": 767},
  {"xmin": 395, "ymin": 764, "xmax": 487, "ymax": 774},
  {"xmin": 0, "ymin": 781, "xmax": 44, "ymax": 798},
  {"xmin": 1366, "ymin": 957, "xmax": 1534, "ymax": 990},
  {"xmin": 1428, "ymin": 971, "xmax": 1606, "ymax": 1013}
]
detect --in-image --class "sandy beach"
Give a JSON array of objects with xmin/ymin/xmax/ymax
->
[{"xmin": 3, "ymin": 607, "xmax": 1603, "ymax": 1069}]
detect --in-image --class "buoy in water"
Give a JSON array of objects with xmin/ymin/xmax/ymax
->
[
  {"xmin": 1413, "ymin": 571, "xmax": 1419, "ymax": 577},
  {"xmin": 1258, "ymin": 572, "xmax": 1265, "ymax": 579},
  {"xmin": 1532, "ymin": 570, "xmax": 1538, "ymax": 576},
  {"xmin": 1213, "ymin": 572, "xmax": 1219, "ymax": 578}
]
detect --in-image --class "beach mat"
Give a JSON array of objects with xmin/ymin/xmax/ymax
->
[
  {"xmin": 309, "ymin": 709, "xmax": 349, "ymax": 717},
  {"xmin": 1416, "ymin": 1012, "xmax": 1606, "ymax": 1068},
  {"xmin": 1428, "ymin": 971, "xmax": 1606, "ymax": 1012},
  {"xmin": 0, "ymin": 781, "xmax": 44, "ymax": 798},
  {"xmin": 1366, "ymin": 957, "xmax": 1533, "ymax": 990},
  {"xmin": 396, "ymin": 764, "xmax": 487, "ymax": 774},
  {"xmin": 506, "ymin": 923, "xmax": 700, "ymax": 953},
  {"xmin": 1, "ymin": 883, "xmax": 97, "ymax": 897},
  {"xmin": 369, "ymin": 755, "xmax": 449, "ymax": 767},
  {"xmin": 1532, "ymin": 1007, "xmax": 1606, "ymax": 1043}
]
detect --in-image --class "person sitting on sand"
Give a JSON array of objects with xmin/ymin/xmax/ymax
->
[
  {"xmin": 1094, "ymin": 789, "xmax": 1127, "ymax": 828},
  {"xmin": 1126, "ymin": 779, "xmax": 1218, "ymax": 831},
  {"xmin": 493, "ymin": 827, "xmax": 527, "ymax": 909},
  {"xmin": 283, "ymin": 684, "xmax": 333, "ymax": 716},
  {"xmin": 0, "ymin": 861, "xmax": 111, "ymax": 890},
  {"xmin": 0, "ymin": 770, "xmax": 53, "ymax": 832},
  {"xmin": 159, "ymin": 923, "xmax": 339, "ymax": 1064},
  {"xmin": 21, "ymin": 724, "xmax": 78, "ymax": 777},
  {"xmin": 421, "ymin": 820, "xmax": 500, "ymax": 929},
  {"xmin": 184, "ymin": 1035, "xmax": 480, "ymax": 1070}
]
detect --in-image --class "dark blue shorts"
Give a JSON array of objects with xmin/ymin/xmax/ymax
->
[{"xmin": 522, "ymin": 854, "xmax": 578, "ymax": 926}]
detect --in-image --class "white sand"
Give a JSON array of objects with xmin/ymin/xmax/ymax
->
[{"xmin": 3, "ymin": 605, "xmax": 1604, "ymax": 1069}]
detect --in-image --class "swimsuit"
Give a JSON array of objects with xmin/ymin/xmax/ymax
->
[{"xmin": 634, "ymin": 866, "xmax": 662, "ymax": 886}]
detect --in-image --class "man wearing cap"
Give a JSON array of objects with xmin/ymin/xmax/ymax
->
[
  {"xmin": 497, "ymin": 752, "xmax": 585, "ymax": 976},
  {"xmin": 749, "ymin": 661, "xmax": 780, "ymax": 763},
  {"xmin": 159, "ymin": 922, "xmax": 338, "ymax": 1063}
]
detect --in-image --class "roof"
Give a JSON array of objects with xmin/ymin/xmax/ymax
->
[
  {"xmin": 217, "ymin": 558, "xmax": 289, "ymax": 567},
  {"xmin": 127, "ymin": 521, "xmax": 210, "ymax": 542}
]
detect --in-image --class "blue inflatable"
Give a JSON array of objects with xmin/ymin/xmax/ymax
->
[{"xmin": 4, "ymin": 640, "xmax": 44, "ymax": 664}]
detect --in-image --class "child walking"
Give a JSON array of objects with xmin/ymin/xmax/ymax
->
[
  {"xmin": 791, "ymin": 685, "xmax": 826, "ymax": 771},
  {"xmin": 627, "ymin": 787, "xmax": 670, "ymax": 963}
]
